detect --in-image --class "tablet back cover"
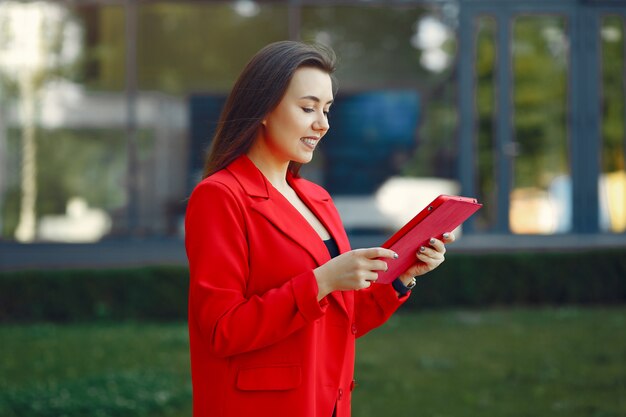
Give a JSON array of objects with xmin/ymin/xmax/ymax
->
[{"xmin": 377, "ymin": 196, "xmax": 481, "ymax": 284}]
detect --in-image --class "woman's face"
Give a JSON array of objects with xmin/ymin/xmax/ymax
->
[{"xmin": 258, "ymin": 66, "xmax": 333, "ymax": 166}]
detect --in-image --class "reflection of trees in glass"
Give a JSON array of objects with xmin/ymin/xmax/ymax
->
[
  {"xmin": 2, "ymin": 129, "xmax": 132, "ymax": 238},
  {"xmin": 88, "ymin": 4, "xmax": 459, "ymax": 178},
  {"xmin": 474, "ymin": 14, "xmax": 626, "ymax": 233},
  {"xmin": 142, "ymin": 4, "xmax": 288, "ymax": 94},
  {"xmin": 512, "ymin": 16, "xmax": 568, "ymax": 189},
  {"xmin": 78, "ymin": 4, "xmax": 289, "ymax": 94},
  {"xmin": 601, "ymin": 16, "xmax": 625, "ymax": 173},
  {"xmin": 301, "ymin": 6, "xmax": 458, "ymax": 179},
  {"xmin": 0, "ymin": 2, "xmax": 83, "ymax": 241},
  {"xmin": 407, "ymin": 88, "xmax": 458, "ymax": 178},
  {"xmin": 2, "ymin": 2, "xmax": 290, "ymax": 239},
  {"xmin": 302, "ymin": 6, "xmax": 431, "ymax": 88},
  {"xmin": 77, "ymin": 5, "xmax": 125, "ymax": 92}
]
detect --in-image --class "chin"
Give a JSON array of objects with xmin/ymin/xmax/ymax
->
[{"xmin": 292, "ymin": 153, "xmax": 314, "ymax": 165}]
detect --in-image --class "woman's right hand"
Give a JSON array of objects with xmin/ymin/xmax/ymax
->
[{"xmin": 313, "ymin": 248, "xmax": 398, "ymax": 301}]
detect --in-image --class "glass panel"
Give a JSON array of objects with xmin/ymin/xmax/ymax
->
[
  {"xmin": 600, "ymin": 15, "xmax": 626, "ymax": 233},
  {"xmin": 0, "ymin": 2, "xmax": 128, "ymax": 242},
  {"xmin": 138, "ymin": 3, "xmax": 291, "ymax": 200},
  {"xmin": 5, "ymin": 127, "xmax": 128, "ymax": 236},
  {"xmin": 474, "ymin": 15, "xmax": 497, "ymax": 231},
  {"xmin": 301, "ymin": 5, "xmax": 459, "ymax": 232},
  {"xmin": 0, "ymin": 2, "xmax": 292, "ymax": 242},
  {"xmin": 138, "ymin": 3, "xmax": 289, "ymax": 94},
  {"xmin": 510, "ymin": 16, "xmax": 569, "ymax": 234}
]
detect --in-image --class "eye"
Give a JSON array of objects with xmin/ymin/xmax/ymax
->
[
  {"xmin": 302, "ymin": 107, "xmax": 314, "ymax": 113},
  {"xmin": 323, "ymin": 110, "xmax": 330, "ymax": 118}
]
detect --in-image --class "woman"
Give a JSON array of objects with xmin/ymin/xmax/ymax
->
[{"xmin": 185, "ymin": 41, "xmax": 454, "ymax": 417}]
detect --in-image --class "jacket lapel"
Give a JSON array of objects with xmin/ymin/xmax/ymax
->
[
  {"xmin": 251, "ymin": 198, "xmax": 331, "ymax": 267},
  {"xmin": 289, "ymin": 177, "xmax": 350, "ymax": 254},
  {"xmin": 228, "ymin": 156, "xmax": 330, "ymax": 267},
  {"xmin": 289, "ymin": 176, "xmax": 352, "ymax": 319},
  {"xmin": 227, "ymin": 155, "xmax": 352, "ymax": 318}
]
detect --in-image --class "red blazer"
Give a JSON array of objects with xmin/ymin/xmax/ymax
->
[{"xmin": 185, "ymin": 155, "xmax": 408, "ymax": 417}]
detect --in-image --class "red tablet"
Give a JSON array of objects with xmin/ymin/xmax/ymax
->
[{"xmin": 376, "ymin": 195, "xmax": 482, "ymax": 284}]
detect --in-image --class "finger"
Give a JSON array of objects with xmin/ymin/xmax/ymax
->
[
  {"xmin": 417, "ymin": 245, "xmax": 443, "ymax": 259},
  {"xmin": 442, "ymin": 232, "xmax": 456, "ymax": 243},
  {"xmin": 417, "ymin": 251, "xmax": 443, "ymax": 264},
  {"xmin": 357, "ymin": 269, "xmax": 379, "ymax": 283},
  {"xmin": 360, "ymin": 247, "xmax": 398, "ymax": 260},
  {"xmin": 366, "ymin": 270, "xmax": 379, "ymax": 282},
  {"xmin": 415, "ymin": 257, "xmax": 438, "ymax": 273},
  {"xmin": 367, "ymin": 259, "xmax": 389, "ymax": 272},
  {"xmin": 418, "ymin": 247, "xmax": 446, "ymax": 266},
  {"xmin": 427, "ymin": 237, "xmax": 446, "ymax": 254}
]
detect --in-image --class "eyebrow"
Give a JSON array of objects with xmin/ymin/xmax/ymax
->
[{"xmin": 299, "ymin": 95, "xmax": 334, "ymax": 106}]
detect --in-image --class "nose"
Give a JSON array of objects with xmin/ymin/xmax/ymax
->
[{"xmin": 313, "ymin": 113, "xmax": 329, "ymax": 134}]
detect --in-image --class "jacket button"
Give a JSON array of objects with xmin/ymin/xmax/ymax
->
[
  {"xmin": 338, "ymin": 388, "xmax": 343, "ymax": 400},
  {"xmin": 351, "ymin": 323, "xmax": 357, "ymax": 334}
]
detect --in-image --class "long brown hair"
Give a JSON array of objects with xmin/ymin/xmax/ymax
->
[{"xmin": 202, "ymin": 41, "xmax": 336, "ymax": 179}]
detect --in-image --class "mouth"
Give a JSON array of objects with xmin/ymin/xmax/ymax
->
[{"xmin": 300, "ymin": 137, "xmax": 320, "ymax": 150}]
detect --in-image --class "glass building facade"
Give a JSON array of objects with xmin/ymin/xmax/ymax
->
[{"xmin": 0, "ymin": 0, "xmax": 624, "ymax": 248}]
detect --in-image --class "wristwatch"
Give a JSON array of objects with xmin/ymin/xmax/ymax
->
[{"xmin": 392, "ymin": 277, "xmax": 417, "ymax": 296}]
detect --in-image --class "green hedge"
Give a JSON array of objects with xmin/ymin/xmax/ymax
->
[
  {"xmin": 405, "ymin": 248, "xmax": 626, "ymax": 309},
  {"xmin": 1, "ymin": 249, "xmax": 625, "ymax": 322},
  {"xmin": 0, "ymin": 266, "xmax": 188, "ymax": 322}
]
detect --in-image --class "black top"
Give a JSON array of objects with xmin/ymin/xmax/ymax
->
[{"xmin": 323, "ymin": 238, "xmax": 340, "ymax": 258}]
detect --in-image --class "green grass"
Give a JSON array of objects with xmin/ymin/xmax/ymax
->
[
  {"xmin": 1, "ymin": 308, "xmax": 625, "ymax": 417},
  {"xmin": 0, "ymin": 323, "xmax": 192, "ymax": 417},
  {"xmin": 355, "ymin": 308, "xmax": 626, "ymax": 417}
]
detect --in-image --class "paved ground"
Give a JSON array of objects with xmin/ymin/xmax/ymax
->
[
  {"xmin": 1, "ymin": 234, "xmax": 625, "ymax": 271},
  {"xmin": 0, "ymin": 238, "xmax": 187, "ymax": 271}
]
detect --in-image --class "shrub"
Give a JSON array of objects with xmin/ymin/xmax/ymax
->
[
  {"xmin": 1, "ymin": 249, "xmax": 624, "ymax": 322},
  {"xmin": 0, "ymin": 266, "xmax": 188, "ymax": 322},
  {"xmin": 405, "ymin": 249, "xmax": 626, "ymax": 309}
]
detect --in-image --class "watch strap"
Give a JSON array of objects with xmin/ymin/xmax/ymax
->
[{"xmin": 392, "ymin": 277, "xmax": 416, "ymax": 296}]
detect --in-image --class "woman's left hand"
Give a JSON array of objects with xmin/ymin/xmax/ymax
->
[{"xmin": 397, "ymin": 232, "xmax": 456, "ymax": 282}]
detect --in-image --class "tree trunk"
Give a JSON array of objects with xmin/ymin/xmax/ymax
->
[{"xmin": 14, "ymin": 71, "xmax": 37, "ymax": 242}]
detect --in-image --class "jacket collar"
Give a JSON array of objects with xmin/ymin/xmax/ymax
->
[
  {"xmin": 226, "ymin": 155, "xmax": 332, "ymax": 202},
  {"xmin": 226, "ymin": 154, "xmax": 271, "ymax": 198},
  {"xmin": 226, "ymin": 154, "xmax": 347, "ymax": 261}
]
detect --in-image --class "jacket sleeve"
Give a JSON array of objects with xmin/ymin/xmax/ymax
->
[
  {"xmin": 185, "ymin": 180, "xmax": 328, "ymax": 358},
  {"xmin": 354, "ymin": 282, "xmax": 410, "ymax": 338}
]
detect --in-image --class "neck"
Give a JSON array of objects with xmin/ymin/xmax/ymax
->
[{"xmin": 246, "ymin": 147, "xmax": 290, "ymax": 192}]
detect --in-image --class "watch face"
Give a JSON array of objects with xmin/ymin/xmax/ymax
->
[{"xmin": 407, "ymin": 279, "xmax": 417, "ymax": 289}]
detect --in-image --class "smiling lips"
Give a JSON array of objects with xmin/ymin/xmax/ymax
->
[{"xmin": 300, "ymin": 137, "xmax": 320, "ymax": 149}]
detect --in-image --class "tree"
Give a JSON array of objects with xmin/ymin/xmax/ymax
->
[{"xmin": 0, "ymin": 2, "xmax": 82, "ymax": 242}]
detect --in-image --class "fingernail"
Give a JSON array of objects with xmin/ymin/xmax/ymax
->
[
  {"xmin": 443, "ymin": 232, "xmax": 450, "ymax": 239},
  {"xmin": 429, "ymin": 238, "xmax": 435, "ymax": 245},
  {"xmin": 419, "ymin": 246, "xmax": 425, "ymax": 252},
  {"xmin": 393, "ymin": 252, "xmax": 399, "ymax": 259}
]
